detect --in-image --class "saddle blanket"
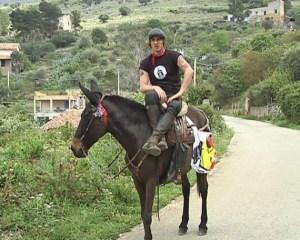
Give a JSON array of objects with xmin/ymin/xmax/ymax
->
[{"xmin": 186, "ymin": 118, "xmax": 217, "ymax": 174}]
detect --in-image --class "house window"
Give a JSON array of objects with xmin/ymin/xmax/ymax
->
[
  {"xmin": 264, "ymin": 11, "xmax": 266, "ymax": 15},
  {"xmin": 0, "ymin": 59, "xmax": 5, "ymax": 67},
  {"xmin": 256, "ymin": 11, "xmax": 258, "ymax": 15},
  {"xmin": 275, "ymin": 9, "xmax": 278, "ymax": 14}
]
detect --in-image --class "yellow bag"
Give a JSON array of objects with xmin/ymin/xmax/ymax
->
[{"xmin": 200, "ymin": 137, "xmax": 217, "ymax": 170}]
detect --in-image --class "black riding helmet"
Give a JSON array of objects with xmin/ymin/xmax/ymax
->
[
  {"xmin": 148, "ymin": 28, "xmax": 166, "ymax": 47},
  {"xmin": 148, "ymin": 28, "xmax": 166, "ymax": 40}
]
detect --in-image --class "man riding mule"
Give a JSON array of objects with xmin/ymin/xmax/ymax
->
[
  {"xmin": 70, "ymin": 80, "xmax": 210, "ymax": 240},
  {"xmin": 140, "ymin": 28, "xmax": 194, "ymax": 184}
]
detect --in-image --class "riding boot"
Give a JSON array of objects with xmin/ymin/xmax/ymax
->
[
  {"xmin": 146, "ymin": 105, "xmax": 168, "ymax": 152},
  {"xmin": 142, "ymin": 112, "xmax": 176, "ymax": 156}
]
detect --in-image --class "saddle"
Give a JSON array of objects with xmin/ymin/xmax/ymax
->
[{"xmin": 166, "ymin": 102, "xmax": 195, "ymax": 146}]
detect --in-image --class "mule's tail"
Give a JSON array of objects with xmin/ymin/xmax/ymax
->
[{"xmin": 196, "ymin": 172, "xmax": 208, "ymax": 197}]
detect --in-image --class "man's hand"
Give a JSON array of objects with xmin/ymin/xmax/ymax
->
[
  {"xmin": 153, "ymin": 86, "xmax": 167, "ymax": 103},
  {"xmin": 167, "ymin": 91, "xmax": 183, "ymax": 103}
]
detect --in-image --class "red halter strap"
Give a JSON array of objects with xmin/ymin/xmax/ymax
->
[{"xmin": 95, "ymin": 95, "xmax": 108, "ymax": 128}]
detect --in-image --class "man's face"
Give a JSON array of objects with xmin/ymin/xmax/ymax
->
[{"xmin": 150, "ymin": 36, "xmax": 164, "ymax": 53}]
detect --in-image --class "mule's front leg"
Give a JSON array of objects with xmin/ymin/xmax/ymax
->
[
  {"xmin": 143, "ymin": 177, "xmax": 156, "ymax": 240},
  {"xmin": 178, "ymin": 174, "xmax": 190, "ymax": 235}
]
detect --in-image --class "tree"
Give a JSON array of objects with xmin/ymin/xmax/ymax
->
[
  {"xmin": 39, "ymin": 0, "xmax": 62, "ymax": 37},
  {"xmin": 51, "ymin": 31, "xmax": 76, "ymax": 48},
  {"xmin": 277, "ymin": 82, "xmax": 300, "ymax": 123},
  {"xmin": 9, "ymin": 8, "xmax": 41, "ymax": 39},
  {"xmin": 0, "ymin": 9, "xmax": 10, "ymax": 35},
  {"xmin": 221, "ymin": 60, "xmax": 244, "ymax": 98},
  {"xmin": 71, "ymin": 10, "xmax": 81, "ymax": 30},
  {"xmin": 99, "ymin": 14, "xmax": 109, "ymax": 23},
  {"xmin": 211, "ymin": 31, "xmax": 231, "ymax": 52},
  {"xmin": 261, "ymin": 18, "xmax": 273, "ymax": 31},
  {"xmin": 91, "ymin": 28, "xmax": 107, "ymax": 44},
  {"xmin": 292, "ymin": 7, "xmax": 300, "ymax": 26},
  {"xmin": 119, "ymin": 6, "xmax": 131, "ymax": 16},
  {"xmin": 281, "ymin": 47, "xmax": 300, "ymax": 81},
  {"xmin": 240, "ymin": 51, "xmax": 267, "ymax": 87},
  {"xmin": 248, "ymin": 0, "xmax": 264, "ymax": 8},
  {"xmin": 228, "ymin": 0, "xmax": 244, "ymax": 21}
]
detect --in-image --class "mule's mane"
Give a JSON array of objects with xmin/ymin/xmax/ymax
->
[{"xmin": 106, "ymin": 95, "xmax": 147, "ymax": 124}]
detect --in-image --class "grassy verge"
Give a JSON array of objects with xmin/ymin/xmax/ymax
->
[{"xmin": 0, "ymin": 124, "xmax": 233, "ymax": 240}]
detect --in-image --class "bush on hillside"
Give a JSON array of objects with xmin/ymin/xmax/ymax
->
[
  {"xmin": 277, "ymin": 82, "xmax": 300, "ymax": 123},
  {"xmin": 250, "ymin": 33, "xmax": 274, "ymax": 52},
  {"xmin": 78, "ymin": 36, "xmax": 91, "ymax": 49},
  {"xmin": 81, "ymin": 48, "xmax": 101, "ymax": 63},
  {"xmin": 262, "ymin": 18, "xmax": 274, "ymax": 31},
  {"xmin": 99, "ymin": 14, "xmax": 109, "ymax": 23},
  {"xmin": 186, "ymin": 85, "xmax": 214, "ymax": 106},
  {"xmin": 51, "ymin": 31, "xmax": 76, "ymax": 48},
  {"xmin": 22, "ymin": 41, "xmax": 56, "ymax": 63},
  {"xmin": 146, "ymin": 19, "xmax": 164, "ymax": 29},
  {"xmin": 91, "ymin": 28, "xmax": 107, "ymax": 44},
  {"xmin": 199, "ymin": 104, "xmax": 227, "ymax": 134},
  {"xmin": 119, "ymin": 6, "xmax": 131, "ymax": 16},
  {"xmin": 280, "ymin": 46, "xmax": 300, "ymax": 81}
]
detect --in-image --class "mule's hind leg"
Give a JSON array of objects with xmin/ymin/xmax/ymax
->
[
  {"xmin": 197, "ymin": 173, "xmax": 208, "ymax": 235},
  {"xmin": 178, "ymin": 174, "xmax": 190, "ymax": 235}
]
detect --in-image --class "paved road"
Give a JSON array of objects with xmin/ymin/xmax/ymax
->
[{"xmin": 118, "ymin": 116, "xmax": 300, "ymax": 240}]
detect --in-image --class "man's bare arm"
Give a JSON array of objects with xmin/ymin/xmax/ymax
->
[{"xmin": 177, "ymin": 55, "xmax": 194, "ymax": 95}]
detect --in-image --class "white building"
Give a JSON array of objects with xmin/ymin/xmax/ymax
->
[
  {"xmin": 58, "ymin": 15, "xmax": 73, "ymax": 31},
  {"xmin": 0, "ymin": 43, "xmax": 20, "ymax": 74},
  {"xmin": 245, "ymin": 0, "xmax": 284, "ymax": 23},
  {"xmin": 34, "ymin": 89, "xmax": 85, "ymax": 121}
]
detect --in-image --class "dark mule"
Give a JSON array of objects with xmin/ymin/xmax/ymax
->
[{"xmin": 71, "ymin": 81, "xmax": 209, "ymax": 240}]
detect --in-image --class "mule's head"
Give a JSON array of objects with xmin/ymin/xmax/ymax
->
[{"xmin": 71, "ymin": 81, "xmax": 108, "ymax": 158}]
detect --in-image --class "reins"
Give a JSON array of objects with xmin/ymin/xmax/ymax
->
[{"xmin": 113, "ymin": 149, "xmax": 148, "ymax": 180}]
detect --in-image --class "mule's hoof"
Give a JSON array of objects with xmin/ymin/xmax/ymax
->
[
  {"xmin": 198, "ymin": 226, "xmax": 208, "ymax": 236},
  {"xmin": 178, "ymin": 227, "xmax": 188, "ymax": 235}
]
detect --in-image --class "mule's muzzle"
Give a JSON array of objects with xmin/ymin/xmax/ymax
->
[{"xmin": 71, "ymin": 138, "xmax": 88, "ymax": 158}]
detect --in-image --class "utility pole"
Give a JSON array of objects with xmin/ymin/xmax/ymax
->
[
  {"xmin": 7, "ymin": 71, "xmax": 10, "ymax": 97},
  {"xmin": 117, "ymin": 70, "xmax": 120, "ymax": 95},
  {"xmin": 193, "ymin": 57, "xmax": 197, "ymax": 87}
]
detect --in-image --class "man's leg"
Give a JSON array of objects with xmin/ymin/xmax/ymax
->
[{"xmin": 143, "ymin": 99, "xmax": 181, "ymax": 156}]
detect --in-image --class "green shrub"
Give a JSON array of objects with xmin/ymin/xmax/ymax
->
[
  {"xmin": 277, "ymin": 82, "xmax": 300, "ymax": 123},
  {"xmin": 51, "ymin": 31, "xmax": 76, "ymax": 48},
  {"xmin": 199, "ymin": 104, "xmax": 227, "ymax": 134},
  {"xmin": 99, "ymin": 14, "xmax": 109, "ymax": 23},
  {"xmin": 81, "ymin": 48, "xmax": 101, "ymax": 63},
  {"xmin": 22, "ymin": 41, "xmax": 56, "ymax": 62},
  {"xmin": 280, "ymin": 46, "xmax": 300, "ymax": 81},
  {"xmin": 91, "ymin": 28, "xmax": 107, "ymax": 44},
  {"xmin": 250, "ymin": 33, "xmax": 274, "ymax": 52},
  {"xmin": 119, "ymin": 6, "xmax": 131, "ymax": 16},
  {"xmin": 78, "ymin": 36, "xmax": 91, "ymax": 49},
  {"xmin": 186, "ymin": 85, "xmax": 214, "ymax": 106}
]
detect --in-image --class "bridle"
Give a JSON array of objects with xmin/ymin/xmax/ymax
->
[{"xmin": 79, "ymin": 95, "xmax": 108, "ymax": 143}]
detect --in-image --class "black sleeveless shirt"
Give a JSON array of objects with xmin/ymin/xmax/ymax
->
[{"xmin": 139, "ymin": 50, "xmax": 181, "ymax": 96}]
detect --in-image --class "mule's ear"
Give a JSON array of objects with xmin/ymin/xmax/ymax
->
[
  {"xmin": 79, "ymin": 82, "xmax": 98, "ymax": 106},
  {"xmin": 90, "ymin": 80, "xmax": 101, "ymax": 94}
]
